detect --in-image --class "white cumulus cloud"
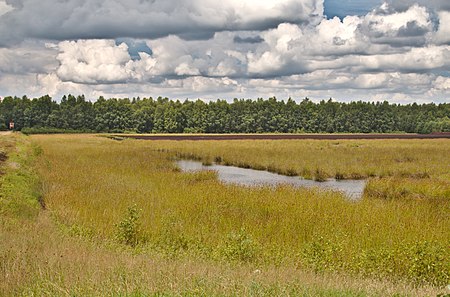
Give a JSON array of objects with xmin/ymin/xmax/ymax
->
[
  {"xmin": 0, "ymin": 1, "xmax": 449, "ymax": 103},
  {"xmin": 56, "ymin": 40, "xmax": 133, "ymax": 84}
]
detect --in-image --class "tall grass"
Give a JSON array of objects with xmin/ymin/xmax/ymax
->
[
  {"xmin": 31, "ymin": 135, "xmax": 450, "ymax": 287},
  {"xmin": 2, "ymin": 134, "xmax": 445, "ymax": 296},
  {"xmin": 153, "ymin": 139, "xmax": 449, "ymax": 180}
]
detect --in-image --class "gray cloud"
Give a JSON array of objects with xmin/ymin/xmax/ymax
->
[
  {"xmin": 386, "ymin": 0, "xmax": 450, "ymax": 12},
  {"xmin": 0, "ymin": 41, "xmax": 57, "ymax": 74},
  {"xmin": 0, "ymin": 0, "xmax": 323, "ymax": 46},
  {"xmin": 360, "ymin": 4, "xmax": 433, "ymax": 47},
  {"xmin": 233, "ymin": 36, "xmax": 264, "ymax": 44},
  {"xmin": 0, "ymin": 0, "xmax": 449, "ymax": 104}
]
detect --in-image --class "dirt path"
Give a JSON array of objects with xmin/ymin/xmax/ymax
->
[{"xmin": 118, "ymin": 132, "xmax": 450, "ymax": 141}]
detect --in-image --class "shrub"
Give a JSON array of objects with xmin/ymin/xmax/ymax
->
[
  {"xmin": 405, "ymin": 241, "xmax": 449, "ymax": 286},
  {"xmin": 314, "ymin": 168, "xmax": 327, "ymax": 182},
  {"xmin": 21, "ymin": 127, "xmax": 95, "ymax": 135},
  {"xmin": 221, "ymin": 228, "xmax": 259, "ymax": 263},
  {"xmin": 301, "ymin": 236, "xmax": 344, "ymax": 273},
  {"xmin": 114, "ymin": 204, "xmax": 142, "ymax": 247}
]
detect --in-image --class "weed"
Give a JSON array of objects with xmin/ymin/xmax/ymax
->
[
  {"xmin": 314, "ymin": 168, "xmax": 327, "ymax": 182},
  {"xmin": 221, "ymin": 228, "xmax": 260, "ymax": 263},
  {"xmin": 335, "ymin": 172, "xmax": 345, "ymax": 180},
  {"xmin": 115, "ymin": 204, "xmax": 143, "ymax": 247},
  {"xmin": 301, "ymin": 236, "xmax": 344, "ymax": 273},
  {"xmin": 201, "ymin": 159, "xmax": 212, "ymax": 166}
]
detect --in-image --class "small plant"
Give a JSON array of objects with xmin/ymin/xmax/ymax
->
[
  {"xmin": 202, "ymin": 159, "xmax": 212, "ymax": 166},
  {"xmin": 115, "ymin": 204, "xmax": 142, "ymax": 247},
  {"xmin": 314, "ymin": 168, "xmax": 327, "ymax": 182},
  {"xmin": 334, "ymin": 172, "xmax": 345, "ymax": 180},
  {"xmin": 283, "ymin": 168, "xmax": 298, "ymax": 176},
  {"xmin": 406, "ymin": 241, "xmax": 449, "ymax": 286},
  {"xmin": 221, "ymin": 228, "xmax": 259, "ymax": 263},
  {"xmin": 301, "ymin": 236, "xmax": 344, "ymax": 273}
]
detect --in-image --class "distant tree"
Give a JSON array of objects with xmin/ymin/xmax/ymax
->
[{"xmin": 0, "ymin": 94, "xmax": 449, "ymax": 134}]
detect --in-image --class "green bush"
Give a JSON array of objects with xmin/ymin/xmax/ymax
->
[
  {"xmin": 301, "ymin": 236, "xmax": 345, "ymax": 273},
  {"xmin": 221, "ymin": 228, "xmax": 259, "ymax": 262},
  {"xmin": 405, "ymin": 241, "xmax": 449, "ymax": 286},
  {"xmin": 21, "ymin": 127, "xmax": 95, "ymax": 135},
  {"xmin": 114, "ymin": 204, "xmax": 142, "ymax": 247}
]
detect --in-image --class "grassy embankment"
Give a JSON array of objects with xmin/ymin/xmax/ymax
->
[{"xmin": 1, "ymin": 133, "xmax": 448, "ymax": 295}]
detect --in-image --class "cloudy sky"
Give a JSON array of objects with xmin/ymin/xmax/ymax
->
[{"xmin": 0, "ymin": 0, "xmax": 449, "ymax": 103}]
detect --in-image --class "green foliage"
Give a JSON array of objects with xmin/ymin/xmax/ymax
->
[
  {"xmin": 21, "ymin": 127, "xmax": 94, "ymax": 135},
  {"xmin": 1, "ymin": 95, "xmax": 450, "ymax": 133},
  {"xmin": 405, "ymin": 241, "xmax": 449, "ymax": 286},
  {"xmin": 0, "ymin": 134, "xmax": 41, "ymax": 219},
  {"xmin": 220, "ymin": 228, "xmax": 260, "ymax": 263},
  {"xmin": 115, "ymin": 204, "xmax": 143, "ymax": 247},
  {"xmin": 301, "ymin": 239, "xmax": 450, "ymax": 287},
  {"xmin": 301, "ymin": 236, "xmax": 345, "ymax": 273}
]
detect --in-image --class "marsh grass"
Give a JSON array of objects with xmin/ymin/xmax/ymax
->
[
  {"xmin": 0, "ymin": 133, "xmax": 449, "ymax": 295},
  {"xmin": 167, "ymin": 139, "xmax": 449, "ymax": 180},
  {"xmin": 28, "ymin": 134, "xmax": 450, "ymax": 289},
  {"xmin": 3, "ymin": 212, "xmax": 444, "ymax": 296}
]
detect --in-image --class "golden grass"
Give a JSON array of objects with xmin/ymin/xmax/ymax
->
[
  {"xmin": 2, "ymin": 134, "xmax": 447, "ymax": 295},
  {"xmin": 3, "ymin": 213, "xmax": 444, "ymax": 296},
  {"xmin": 28, "ymin": 134, "xmax": 450, "ymax": 289},
  {"xmin": 151, "ymin": 139, "xmax": 450, "ymax": 179}
]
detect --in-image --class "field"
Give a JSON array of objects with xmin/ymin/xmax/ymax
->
[{"xmin": 1, "ymin": 133, "xmax": 449, "ymax": 296}]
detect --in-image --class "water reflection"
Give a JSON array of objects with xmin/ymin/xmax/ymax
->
[{"xmin": 177, "ymin": 160, "xmax": 366, "ymax": 200}]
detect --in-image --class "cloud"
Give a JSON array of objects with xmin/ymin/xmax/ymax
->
[
  {"xmin": 44, "ymin": 1, "xmax": 450, "ymax": 102},
  {"xmin": 56, "ymin": 40, "xmax": 133, "ymax": 84},
  {"xmin": 0, "ymin": 1, "xmax": 13, "ymax": 17},
  {"xmin": 0, "ymin": 41, "xmax": 57, "ymax": 74},
  {"xmin": 0, "ymin": 1, "xmax": 449, "ymax": 104},
  {"xmin": 245, "ymin": 3, "xmax": 448, "ymax": 77},
  {"xmin": 433, "ymin": 76, "xmax": 450, "ymax": 90},
  {"xmin": 356, "ymin": 46, "xmax": 450, "ymax": 72},
  {"xmin": 0, "ymin": 0, "xmax": 323, "ymax": 46},
  {"xmin": 434, "ymin": 11, "xmax": 450, "ymax": 44},
  {"xmin": 361, "ymin": 3, "xmax": 433, "ymax": 47},
  {"xmin": 386, "ymin": 0, "xmax": 450, "ymax": 12}
]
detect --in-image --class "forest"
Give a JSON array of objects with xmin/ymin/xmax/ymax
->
[{"xmin": 0, "ymin": 94, "xmax": 449, "ymax": 134}]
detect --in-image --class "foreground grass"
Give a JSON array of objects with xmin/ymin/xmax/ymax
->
[
  {"xmin": 28, "ymin": 134, "xmax": 449, "ymax": 290},
  {"xmin": 2, "ymin": 134, "xmax": 445, "ymax": 296},
  {"xmin": 4, "ymin": 216, "xmax": 441, "ymax": 296}
]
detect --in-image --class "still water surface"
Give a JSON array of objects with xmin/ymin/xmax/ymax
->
[{"xmin": 177, "ymin": 160, "xmax": 366, "ymax": 200}]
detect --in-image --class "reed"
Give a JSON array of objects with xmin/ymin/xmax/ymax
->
[{"xmin": 28, "ymin": 134, "xmax": 449, "ymax": 288}]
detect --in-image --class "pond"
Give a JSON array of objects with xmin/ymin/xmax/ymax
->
[{"xmin": 177, "ymin": 160, "xmax": 366, "ymax": 200}]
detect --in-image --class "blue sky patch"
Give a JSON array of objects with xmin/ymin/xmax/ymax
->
[
  {"xmin": 324, "ymin": 0, "xmax": 381, "ymax": 18},
  {"xmin": 115, "ymin": 38, "xmax": 153, "ymax": 60}
]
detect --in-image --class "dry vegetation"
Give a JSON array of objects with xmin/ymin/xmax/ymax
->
[
  {"xmin": 1, "ymin": 133, "xmax": 449, "ymax": 296},
  {"xmin": 154, "ymin": 138, "xmax": 450, "ymax": 179}
]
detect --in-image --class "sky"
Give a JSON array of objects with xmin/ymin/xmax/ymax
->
[{"xmin": 0, "ymin": 0, "xmax": 449, "ymax": 103}]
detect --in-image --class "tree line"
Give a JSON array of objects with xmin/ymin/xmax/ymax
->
[{"xmin": 0, "ymin": 95, "xmax": 449, "ymax": 134}]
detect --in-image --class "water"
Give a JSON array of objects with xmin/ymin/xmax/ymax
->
[{"xmin": 177, "ymin": 160, "xmax": 366, "ymax": 200}]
